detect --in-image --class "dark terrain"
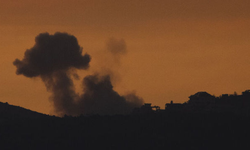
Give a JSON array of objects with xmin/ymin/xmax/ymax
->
[{"xmin": 1, "ymin": 95, "xmax": 250, "ymax": 150}]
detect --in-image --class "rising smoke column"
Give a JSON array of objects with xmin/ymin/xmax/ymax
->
[
  {"xmin": 78, "ymin": 74, "xmax": 143, "ymax": 115},
  {"xmin": 75, "ymin": 37, "xmax": 143, "ymax": 115},
  {"xmin": 13, "ymin": 32, "xmax": 90, "ymax": 116},
  {"xmin": 14, "ymin": 32, "xmax": 143, "ymax": 116}
]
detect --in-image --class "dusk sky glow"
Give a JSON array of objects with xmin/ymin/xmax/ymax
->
[{"xmin": 1, "ymin": 0, "xmax": 250, "ymax": 115}]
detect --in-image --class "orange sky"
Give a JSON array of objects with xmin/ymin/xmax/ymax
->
[{"xmin": 1, "ymin": 0, "xmax": 250, "ymax": 115}]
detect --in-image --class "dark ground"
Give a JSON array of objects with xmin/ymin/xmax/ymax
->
[{"xmin": 1, "ymin": 108, "xmax": 250, "ymax": 150}]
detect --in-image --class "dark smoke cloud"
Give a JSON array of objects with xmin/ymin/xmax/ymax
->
[
  {"xmin": 42, "ymin": 71, "xmax": 80, "ymax": 116},
  {"xmin": 78, "ymin": 74, "xmax": 143, "ymax": 115},
  {"xmin": 13, "ymin": 32, "xmax": 90, "ymax": 77},
  {"xmin": 13, "ymin": 32, "xmax": 143, "ymax": 116}
]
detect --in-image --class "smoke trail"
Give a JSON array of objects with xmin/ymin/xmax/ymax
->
[{"xmin": 13, "ymin": 32, "xmax": 143, "ymax": 116}]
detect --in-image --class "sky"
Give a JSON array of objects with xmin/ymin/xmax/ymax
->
[{"xmin": 1, "ymin": 0, "xmax": 250, "ymax": 115}]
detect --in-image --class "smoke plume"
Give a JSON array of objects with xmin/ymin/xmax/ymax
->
[
  {"xmin": 106, "ymin": 37, "xmax": 127, "ymax": 64},
  {"xmin": 92, "ymin": 37, "xmax": 128, "ymax": 85},
  {"xmin": 13, "ymin": 32, "xmax": 143, "ymax": 116},
  {"xmin": 78, "ymin": 74, "xmax": 143, "ymax": 115},
  {"xmin": 13, "ymin": 32, "xmax": 90, "ymax": 77}
]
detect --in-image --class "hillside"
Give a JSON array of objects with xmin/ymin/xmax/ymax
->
[
  {"xmin": 0, "ymin": 101, "xmax": 50, "ymax": 120},
  {"xmin": 1, "ymin": 101, "xmax": 250, "ymax": 149}
]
